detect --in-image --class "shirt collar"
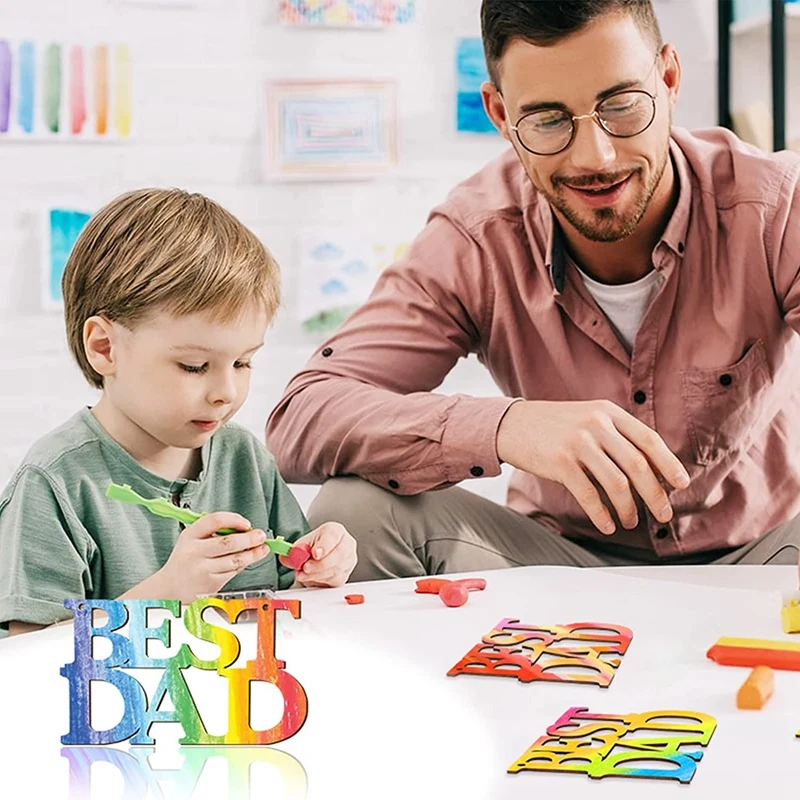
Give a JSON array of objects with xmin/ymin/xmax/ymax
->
[{"xmin": 542, "ymin": 131, "xmax": 693, "ymax": 293}]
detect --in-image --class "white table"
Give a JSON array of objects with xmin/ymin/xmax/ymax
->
[{"xmin": 1, "ymin": 565, "xmax": 798, "ymax": 799}]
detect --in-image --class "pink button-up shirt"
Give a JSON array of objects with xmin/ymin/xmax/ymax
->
[{"xmin": 268, "ymin": 127, "xmax": 800, "ymax": 558}]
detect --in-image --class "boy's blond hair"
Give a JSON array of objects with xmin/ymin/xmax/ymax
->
[{"xmin": 62, "ymin": 188, "xmax": 281, "ymax": 389}]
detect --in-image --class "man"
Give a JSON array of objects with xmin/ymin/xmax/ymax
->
[{"xmin": 268, "ymin": 0, "xmax": 800, "ymax": 581}]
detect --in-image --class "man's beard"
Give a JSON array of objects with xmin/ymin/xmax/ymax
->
[{"xmin": 541, "ymin": 145, "xmax": 670, "ymax": 243}]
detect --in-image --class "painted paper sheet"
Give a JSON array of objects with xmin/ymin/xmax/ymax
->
[
  {"xmin": 43, "ymin": 208, "xmax": 92, "ymax": 309},
  {"xmin": 279, "ymin": 0, "xmax": 416, "ymax": 27},
  {"xmin": 267, "ymin": 80, "xmax": 397, "ymax": 178},
  {"xmin": 456, "ymin": 37, "xmax": 496, "ymax": 134},
  {"xmin": 0, "ymin": 40, "xmax": 132, "ymax": 140},
  {"xmin": 297, "ymin": 228, "xmax": 408, "ymax": 333}
]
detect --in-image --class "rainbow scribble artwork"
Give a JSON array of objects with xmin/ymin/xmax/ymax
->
[
  {"xmin": 297, "ymin": 228, "xmax": 408, "ymax": 333},
  {"xmin": 509, "ymin": 706, "xmax": 717, "ymax": 784},
  {"xmin": 0, "ymin": 39, "xmax": 132, "ymax": 140},
  {"xmin": 279, "ymin": 0, "xmax": 416, "ymax": 27},
  {"xmin": 60, "ymin": 597, "xmax": 308, "ymax": 746},
  {"xmin": 456, "ymin": 38, "xmax": 496, "ymax": 134},
  {"xmin": 44, "ymin": 207, "xmax": 92, "ymax": 310},
  {"xmin": 267, "ymin": 80, "xmax": 397, "ymax": 178},
  {"xmin": 448, "ymin": 620, "xmax": 633, "ymax": 687}
]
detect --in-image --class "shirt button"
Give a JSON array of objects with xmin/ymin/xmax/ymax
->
[
  {"xmin": 655, "ymin": 527, "xmax": 670, "ymax": 540},
  {"xmin": 470, "ymin": 466, "xmax": 484, "ymax": 477},
  {"xmin": 321, "ymin": 347, "xmax": 333, "ymax": 358},
  {"xmin": 388, "ymin": 479, "xmax": 399, "ymax": 489},
  {"xmin": 719, "ymin": 373, "xmax": 733, "ymax": 387},
  {"xmin": 633, "ymin": 390, "xmax": 647, "ymax": 405}
]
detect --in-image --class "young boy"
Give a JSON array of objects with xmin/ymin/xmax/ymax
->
[{"xmin": 0, "ymin": 188, "xmax": 357, "ymax": 636}]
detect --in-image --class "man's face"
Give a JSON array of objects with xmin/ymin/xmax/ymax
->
[{"xmin": 483, "ymin": 14, "xmax": 680, "ymax": 243}]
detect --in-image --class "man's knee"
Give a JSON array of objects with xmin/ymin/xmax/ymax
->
[{"xmin": 307, "ymin": 476, "xmax": 396, "ymax": 538}]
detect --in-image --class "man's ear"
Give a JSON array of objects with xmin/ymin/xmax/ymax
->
[
  {"xmin": 660, "ymin": 43, "xmax": 681, "ymax": 112},
  {"xmin": 83, "ymin": 315, "xmax": 118, "ymax": 381},
  {"xmin": 481, "ymin": 80, "xmax": 512, "ymax": 142}
]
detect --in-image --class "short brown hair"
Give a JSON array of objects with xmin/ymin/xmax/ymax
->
[
  {"xmin": 481, "ymin": 0, "xmax": 663, "ymax": 86},
  {"xmin": 62, "ymin": 188, "xmax": 281, "ymax": 389}
]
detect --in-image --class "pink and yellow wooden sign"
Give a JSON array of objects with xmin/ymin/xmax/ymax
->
[{"xmin": 448, "ymin": 620, "xmax": 633, "ymax": 687}]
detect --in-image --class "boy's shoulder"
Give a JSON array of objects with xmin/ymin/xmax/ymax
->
[
  {"xmin": 15, "ymin": 409, "xmax": 101, "ymax": 478},
  {"xmin": 208, "ymin": 422, "xmax": 288, "ymax": 494},
  {"xmin": 212, "ymin": 421, "xmax": 274, "ymax": 460}
]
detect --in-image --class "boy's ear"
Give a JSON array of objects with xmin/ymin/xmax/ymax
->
[{"xmin": 83, "ymin": 315, "xmax": 118, "ymax": 379}]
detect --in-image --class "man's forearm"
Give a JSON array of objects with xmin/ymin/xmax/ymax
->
[{"xmin": 267, "ymin": 372, "xmax": 515, "ymax": 494}]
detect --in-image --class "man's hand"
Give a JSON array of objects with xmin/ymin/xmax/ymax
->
[
  {"xmin": 282, "ymin": 522, "xmax": 357, "ymax": 588},
  {"xmin": 496, "ymin": 400, "xmax": 691, "ymax": 535}
]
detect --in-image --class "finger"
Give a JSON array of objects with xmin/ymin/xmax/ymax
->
[
  {"xmin": 611, "ymin": 412, "xmax": 690, "ymax": 489},
  {"xmin": 299, "ymin": 534, "xmax": 357, "ymax": 574},
  {"xmin": 209, "ymin": 543, "xmax": 271, "ymax": 576},
  {"xmin": 205, "ymin": 529, "xmax": 267, "ymax": 557},
  {"xmin": 578, "ymin": 448, "xmax": 639, "ymax": 529},
  {"xmin": 303, "ymin": 522, "xmax": 347, "ymax": 561},
  {"xmin": 297, "ymin": 566, "xmax": 348, "ymax": 588},
  {"xmin": 185, "ymin": 512, "xmax": 252, "ymax": 539},
  {"xmin": 602, "ymin": 435, "xmax": 674, "ymax": 524},
  {"xmin": 560, "ymin": 467, "xmax": 616, "ymax": 535}
]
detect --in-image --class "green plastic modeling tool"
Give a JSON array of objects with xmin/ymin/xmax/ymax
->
[{"xmin": 106, "ymin": 483, "xmax": 294, "ymax": 555}]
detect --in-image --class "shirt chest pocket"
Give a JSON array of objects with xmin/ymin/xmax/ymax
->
[{"xmin": 680, "ymin": 340, "xmax": 770, "ymax": 466}]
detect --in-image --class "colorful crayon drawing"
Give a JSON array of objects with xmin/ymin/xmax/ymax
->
[
  {"xmin": 267, "ymin": 81, "xmax": 397, "ymax": 178},
  {"xmin": 44, "ymin": 208, "xmax": 92, "ymax": 310},
  {"xmin": 297, "ymin": 228, "xmax": 408, "ymax": 334},
  {"xmin": 279, "ymin": 0, "xmax": 416, "ymax": 27},
  {"xmin": 456, "ymin": 37, "xmax": 496, "ymax": 134},
  {"xmin": 448, "ymin": 620, "xmax": 633, "ymax": 687},
  {"xmin": 0, "ymin": 39, "xmax": 132, "ymax": 140},
  {"xmin": 509, "ymin": 706, "xmax": 717, "ymax": 784}
]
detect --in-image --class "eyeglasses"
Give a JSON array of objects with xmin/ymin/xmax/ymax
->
[{"xmin": 503, "ymin": 55, "xmax": 662, "ymax": 156}]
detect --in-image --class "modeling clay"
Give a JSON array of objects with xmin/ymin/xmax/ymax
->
[
  {"xmin": 344, "ymin": 594, "xmax": 365, "ymax": 605},
  {"xmin": 440, "ymin": 583, "xmax": 469, "ymax": 607},
  {"xmin": 415, "ymin": 577, "xmax": 487, "ymax": 594},
  {"xmin": 415, "ymin": 578, "xmax": 453, "ymax": 594},
  {"xmin": 283, "ymin": 542, "xmax": 312, "ymax": 570},
  {"xmin": 782, "ymin": 600, "xmax": 800, "ymax": 634},
  {"xmin": 736, "ymin": 666, "xmax": 774, "ymax": 709},
  {"xmin": 707, "ymin": 636, "xmax": 800, "ymax": 670}
]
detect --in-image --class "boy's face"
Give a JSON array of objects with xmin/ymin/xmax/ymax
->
[{"xmin": 104, "ymin": 304, "xmax": 267, "ymax": 450}]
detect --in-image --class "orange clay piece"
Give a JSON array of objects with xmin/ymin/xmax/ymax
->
[
  {"xmin": 415, "ymin": 578, "xmax": 453, "ymax": 594},
  {"xmin": 736, "ymin": 666, "xmax": 774, "ymax": 710},
  {"xmin": 415, "ymin": 577, "xmax": 487, "ymax": 594},
  {"xmin": 344, "ymin": 594, "xmax": 364, "ymax": 605},
  {"xmin": 456, "ymin": 578, "xmax": 486, "ymax": 591},
  {"xmin": 440, "ymin": 583, "xmax": 469, "ymax": 607}
]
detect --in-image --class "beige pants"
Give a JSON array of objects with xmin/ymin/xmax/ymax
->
[{"xmin": 307, "ymin": 476, "xmax": 800, "ymax": 582}]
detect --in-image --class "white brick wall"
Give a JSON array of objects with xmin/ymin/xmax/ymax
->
[{"xmin": 0, "ymin": 0, "xmax": 716, "ymax": 510}]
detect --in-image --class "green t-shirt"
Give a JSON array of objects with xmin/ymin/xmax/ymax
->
[{"xmin": 0, "ymin": 408, "xmax": 310, "ymax": 629}]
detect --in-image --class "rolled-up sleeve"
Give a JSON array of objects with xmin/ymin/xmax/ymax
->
[{"xmin": 267, "ymin": 212, "xmax": 517, "ymax": 494}]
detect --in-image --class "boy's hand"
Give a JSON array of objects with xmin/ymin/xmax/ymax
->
[
  {"xmin": 156, "ymin": 512, "xmax": 270, "ymax": 603},
  {"xmin": 281, "ymin": 522, "xmax": 357, "ymax": 588}
]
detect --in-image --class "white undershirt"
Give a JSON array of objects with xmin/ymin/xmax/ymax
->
[{"xmin": 575, "ymin": 265, "xmax": 665, "ymax": 353}]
